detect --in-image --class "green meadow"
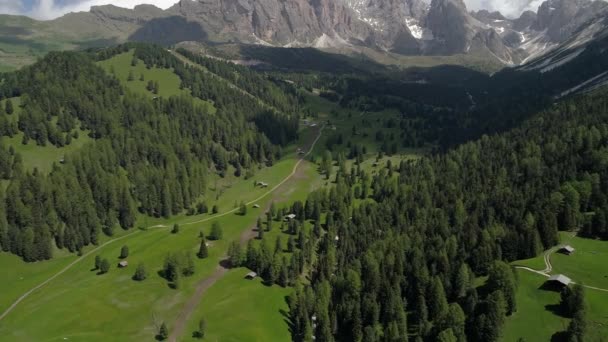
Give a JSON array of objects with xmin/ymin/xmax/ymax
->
[
  {"xmin": 97, "ymin": 50, "xmax": 215, "ymax": 114},
  {"xmin": 0, "ymin": 51, "xmax": 329, "ymax": 341},
  {"xmin": 505, "ymin": 232, "xmax": 608, "ymax": 341}
]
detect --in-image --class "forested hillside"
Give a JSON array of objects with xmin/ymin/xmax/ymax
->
[
  {"xmin": 248, "ymin": 90, "xmax": 608, "ymax": 341},
  {"xmin": 0, "ymin": 44, "xmax": 300, "ymax": 261}
]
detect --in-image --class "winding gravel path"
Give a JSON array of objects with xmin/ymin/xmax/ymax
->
[
  {"xmin": 0, "ymin": 126, "xmax": 324, "ymax": 324},
  {"xmin": 514, "ymin": 245, "xmax": 608, "ymax": 293},
  {"xmin": 168, "ymin": 125, "xmax": 324, "ymax": 342}
]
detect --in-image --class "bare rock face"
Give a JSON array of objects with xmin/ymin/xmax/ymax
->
[
  {"xmin": 425, "ymin": 0, "xmax": 479, "ymax": 54},
  {"xmin": 166, "ymin": 0, "xmax": 372, "ymax": 46},
  {"xmin": 39, "ymin": 0, "xmax": 608, "ymax": 65},
  {"xmin": 343, "ymin": 0, "xmax": 430, "ymax": 53}
]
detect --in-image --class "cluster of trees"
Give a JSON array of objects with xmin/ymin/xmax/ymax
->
[
  {"xmin": 286, "ymin": 90, "xmax": 608, "ymax": 341},
  {"xmin": 0, "ymin": 43, "xmax": 301, "ymax": 261},
  {"xmin": 176, "ymin": 48, "xmax": 299, "ymax": 114},
  {"xmin": 227, "ymin": 201, "xmax": 320, "ymax": 287},
  {"xmin": 162, "ymin": 251, "xmax": 195, "ymax": 289},
  {"xmin": 561, "ymin": 285, "xmax": 587, "ymax": 341}
]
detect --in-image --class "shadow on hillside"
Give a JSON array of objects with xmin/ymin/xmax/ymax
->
[
  {"xmin": 551, "ymin": 331, "xmax": 569, "ymax": 342},
  {"xmin": 545, "ymin": 303, "xmax": 570, "ymax": 318},
  {"xmin": 538, "ymin": 282, "xmax": 564, "ymax": 293},
  {"xmin": 129, "ymin": 16, "xmax": 208, "ymax": 46},
  {"xmin": 280, "ymin": 297, "xmax": 296, "ymax": 338}
]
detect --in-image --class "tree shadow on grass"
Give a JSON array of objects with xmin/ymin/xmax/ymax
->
[
  {"xmin": 280, "ymin": 298, "xmax": 297, "ymax": 338},
  {"xmin": 538, "ymin": 282, "xmax": 564, "ymax": 293},
  {"xmin": 219, "ymin": 259, "xmax": 232, "ymax": 269},
  {"xmin": 545, "ymin": 303, "xmax": 570, "ymax": 318},
  {"xmin": 550, "ymin": 331, "xmax": 569, "ymax": 342}
]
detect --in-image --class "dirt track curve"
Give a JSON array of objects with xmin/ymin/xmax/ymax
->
[
  {"xmin": 168, "ymin": 125, "xmax": 324, "ymax": 342},
  {"xmin": 0, "ymin": 126, "xmax": 324, "ymax": 325}
]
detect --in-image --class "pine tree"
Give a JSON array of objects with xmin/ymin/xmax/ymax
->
[
  {"xmin": 487, "ymin": 261, "xmax": 517, "ymax": 315},
  {"xmin": 5, "ymin": 99, "xmax": 14, "ymax": 115},
  {"xmin": 99, "ymin": 258, "xmax": 110, "ymax": 274},
  {"xmin": 197, "ymin": 237, "xmax": 209, "ymax": 259},
  {"xmin": 227, "ymin": 241, "xmax": 242, "ymax": 267},
  {"xmin": 158, "ymin": 322, "xmax": 169, "ymax": 340},
  {"xmin": 133, "ymin": 262, "xmax": 147, "ymax": 281},
  {"xmin": 183, "ymin": 252, "xmax": 195, "ymax": 276},
  {"xmin": 120, "ymin": 245, "xmax": 129, "ymax": 259},
  {"xmin": 94, "ymin": 255, "xmax": 101, "ymax": 270},
  {"xmin": 210, "ymin": 222, "xmax": 223, "ymax": 240},
  {"xmin": 171, "ymin": 224, "xmax": 180, "ymax": 234}
]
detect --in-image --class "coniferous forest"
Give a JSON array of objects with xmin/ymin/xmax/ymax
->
[
  {"xmin": 0, "ymin": 41, "xmax": 606, "ymax": 342},
  {"xmin": 0, "ymin": 44, "xmax": 299, "ymax": 261},
  {"xmin": 246, "ymin": 91, "xmax": 608, "ymax": 341}
]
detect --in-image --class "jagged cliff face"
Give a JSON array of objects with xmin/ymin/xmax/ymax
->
[
  {"xmin": 29, "ymin": 0, "xmax": 608, "ymax": 65},
  {"xmin": 163, "ymin": 0, "xmax": 372, "ymax": 47}
]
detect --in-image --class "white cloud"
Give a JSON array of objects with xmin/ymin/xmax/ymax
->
[
  {"xmin": 0, "ymin": 0, "xmax": 25, "ymax": 16},
  {"xmin": 23, "ymin": 0, "xmax": 178, "ymax": 20},
  {"xmin": 463, "ymin": 0, "xmax": 546, "ymax": 18}
]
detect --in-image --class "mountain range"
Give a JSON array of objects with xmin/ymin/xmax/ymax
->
[{"xmin": 1, "ymin": 0, "xmax": 608, "ymax": 67}]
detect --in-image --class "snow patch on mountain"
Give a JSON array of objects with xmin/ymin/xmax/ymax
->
[
  {"xmin": 405, "ymin": 17, "xmax": 434, "ymax": 40},
  {"xmin": 313, "ymin": 34, "xmax": 351, "ymax": 49}
]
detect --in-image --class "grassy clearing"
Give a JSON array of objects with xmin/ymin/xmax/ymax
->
[
  {"xmin": 551, "ymin": 232, "xmax": 608, "ymax": 290},
  {"xmin": 181, "ymin": 268, "xmax": 292, "ymax": 342},
  {"xmin": 1, "ymin": 132, "xmax": 92, "ymax": 173},
  {"xmin": 503, "ymin": 270, "xmax": 570, "ymax": 342},
  {"xmin": 506, "ymin": 232, "xmax": 608, "ymax": 341},
  {"xmin": 0, "ymin": 162, "xmax": 299, "ymax": 341},
  {"xmin": 303, "ymin": 93, "xmax": 428, "ymax": 160},
  {"xmin": 0, "ymin": 121, "xmax": 323, "ymax": 341},
  {"xmin": 97, "ymin": 50, "xmax": 215, "ymax": 113},
  {"xmin": 0, "ymin": 97, "xmax": 93, "ymax": 173}
]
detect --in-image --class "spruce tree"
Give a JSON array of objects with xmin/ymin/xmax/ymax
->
[
  {"xmin": 210, "ymin": 222, "xmax": 223, "ymax": 240},
  {"xmin": 197, "ymin": 238, "xmax": 209, "ymax": 259},
  {"xmin": 120, "ymin": 245, "xmax": 129, "ymax": 259},
  {"xmin": 5, "ymin": 99, "xmax": 13, "ymax": 115},
  {"xmin": 158, "ymin": 322, "xmax": 169, "ymax": 340},
  {"xmin": 133, "ymin": 262, "xmax": 147, "ymax": 281},
  {"xmin": 99, "ymin": 258, "xmax": 110, "ymax": 274}
]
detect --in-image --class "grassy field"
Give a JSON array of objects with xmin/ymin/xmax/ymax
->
[
  {"xmin": 0, "ymin": 159, "xmax": 314, "ymax": 341},
  {"xmin": 97, "ymin": 50, "xmax": 215, "ymax": 113},
  {"xmin": 551, "ymin": 233, "xmax": 608, "ymax": 290},
  {"xmin": 303, "ymin": 92, "xmax": 429, "ymax": 160},
  {"xmin": 0, "ymin": 49, "xmax": 325, "ymax": 341},
  {"xmin": 503, "ymin": 270, "xmax": 570, "ymax": 342},
  {"xmin": 180, "ymin": 269, "xmax": 292, "ymax": 342},
  {"xmin": 506, "ymin": 232, "xmax": 608, "ymax": 341},
  {"xmin": 0, "ymin": 114, "xmax": 324, "ymax": 341},
  {"xmin": 0, "ymin": 97, "xmax": 94, "ymax": 173}
]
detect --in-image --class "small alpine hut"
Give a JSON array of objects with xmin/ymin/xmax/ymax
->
[
  {"xmin": 546, "ymin": 274, "xmax": 572, "ymax": 287},
  {"xmin": 253, "ymin": 204, "xmax": 260, "ymax": 209},
  {"xmin": 118, "ymin": 260, "xmax": 129, "ymax": 268},
  {"xmin": 285, "ymin": 214, "xmax": 297, "ymax": 221},
  {"xmin": 245, "ymin": 271, "xmax": 257, "ymax": 280},
  {"xmin": 559, "ymin": 245, "xmax": 576, "ymax": 255}
]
